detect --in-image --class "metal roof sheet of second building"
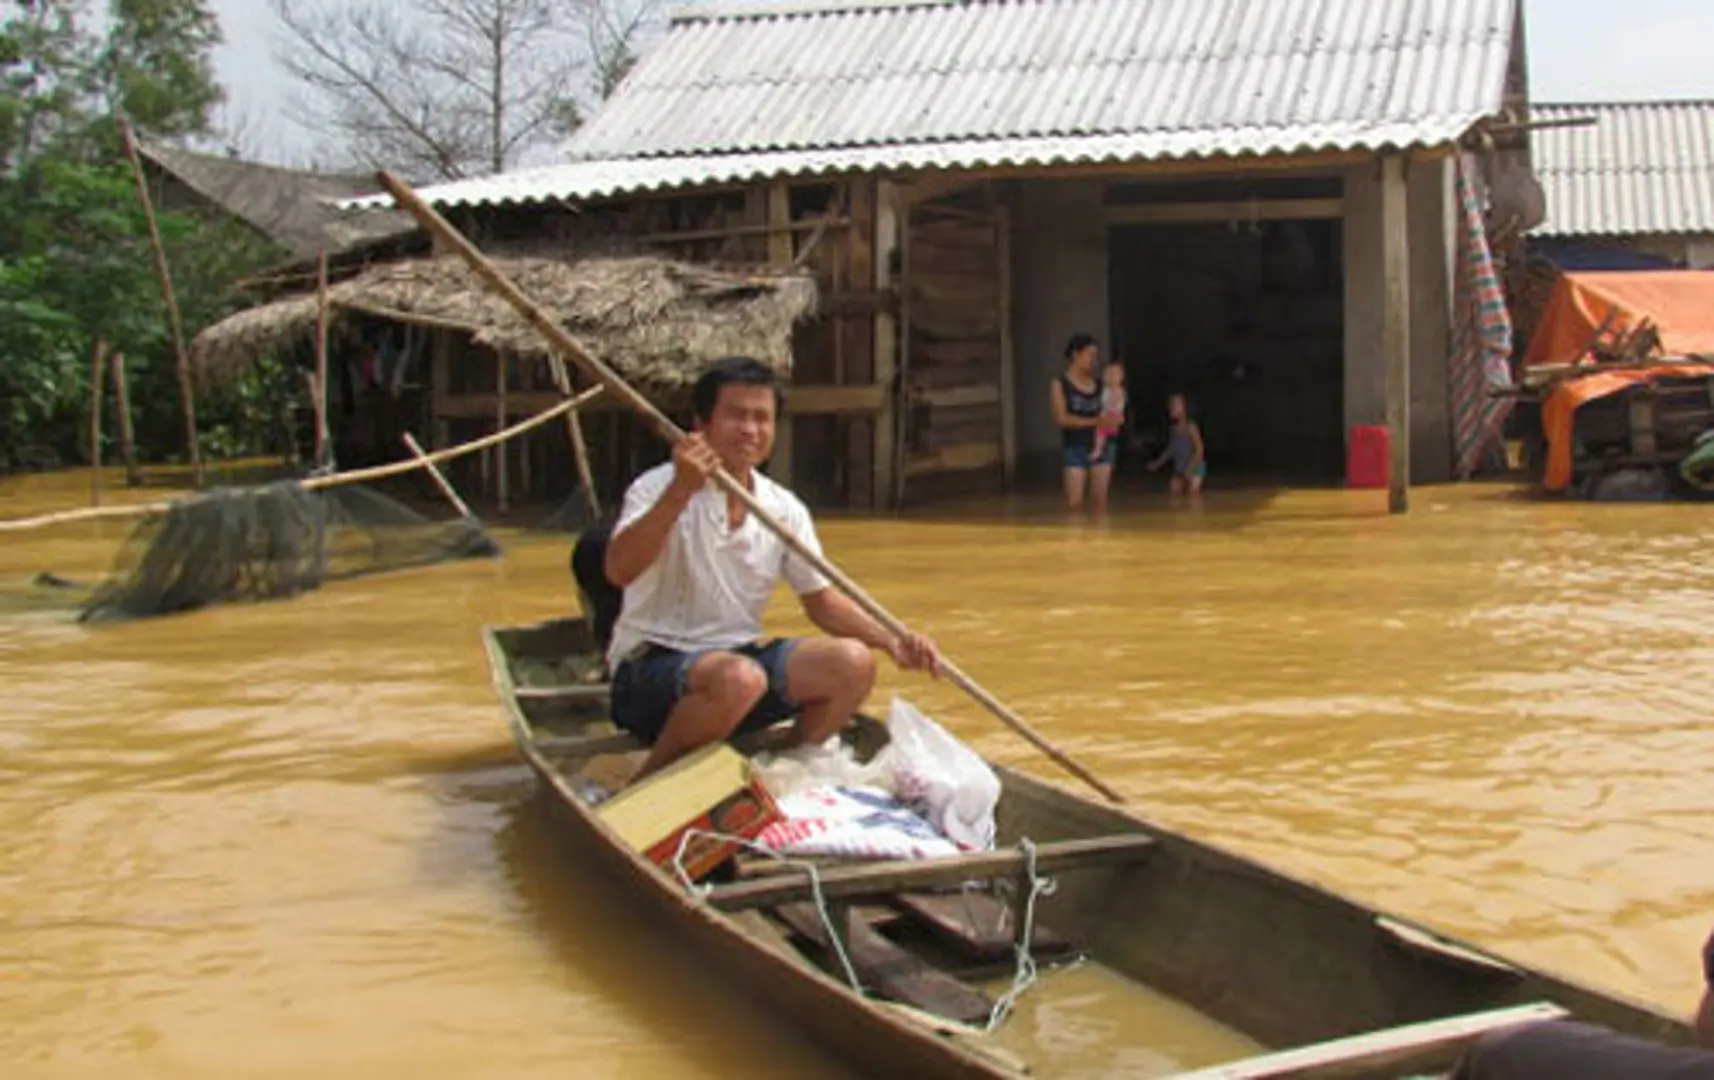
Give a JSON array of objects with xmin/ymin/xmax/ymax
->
[
  {"xmin": 1530, "ymin": 100, "xmax": 1714, "ymax": 238},
  {"xmin": 566, "ymin": 0, "xmax": 1519, "ymax": 162}
]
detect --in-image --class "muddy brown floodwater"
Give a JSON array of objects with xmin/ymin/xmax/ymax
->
[{"xmin": 3, "ymin": 470, "xmax": 1712, "ymax": 1078}]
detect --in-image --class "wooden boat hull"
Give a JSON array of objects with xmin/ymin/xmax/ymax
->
[{"xmin": 483, "ymin": 615, "xmax": 1693, "ymax": 1078}]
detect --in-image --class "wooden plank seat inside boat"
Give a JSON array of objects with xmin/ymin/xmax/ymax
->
[
  {"xmin": 705, "ymin": 835, "xmax": 1156, "ymax": 910},
  {"xmin": 532, "ymin": 714, "xmax": 887, "ymax": 761},
  {"xmin": 532, "ymin": 722, "xmax": 814, "ymax": 765},
  {"xmin": 888, "ymin": 890, "xmax": 1073, "ymax": 962},
  {"xmin": 772, "ymin": 902, "xmax": 998, "ymax": 1026}
]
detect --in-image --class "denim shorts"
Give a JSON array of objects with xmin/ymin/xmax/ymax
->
[
  {"xmin": 609, "ymin": 639, "xmax": 801, "ymax": 744},
  {"xmin": 1063, "ymin": 440, "xmax": 1117, "ymax": 470}
]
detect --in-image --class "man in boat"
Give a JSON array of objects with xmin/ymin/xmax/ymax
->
[
  {"xmin": 1450, "ymin": 925, "xmax": 1714, "ymax": 1078},
  {"xmin": 598, "ymin": 355, "xmax": 941, "ymax": 784}
]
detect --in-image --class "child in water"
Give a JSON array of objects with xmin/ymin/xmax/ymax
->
[
  {"xmin": 1090, "ymin": 361, "xmax": 1127, "ymax": 463},
  {"xmin": 1147, "ymin": 393, "xmax": 1206, "ymax": 495}
]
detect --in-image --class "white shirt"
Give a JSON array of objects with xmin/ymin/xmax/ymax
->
[{"xmin": 605, "ymin": 462, "xmax": 831, "ymax": 671}]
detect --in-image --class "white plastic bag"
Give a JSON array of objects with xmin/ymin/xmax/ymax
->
[
  {"xmin": 750, "ymin": 737, "xmax": 895, "ymax": 801},
  {"xmin": 885, "ymin": 696, "xmax": 1000, "ymax": 851}
]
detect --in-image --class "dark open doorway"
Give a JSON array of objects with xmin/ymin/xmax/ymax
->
[{"xmin": 1108, "ymin": 217, "xmax": 1345, "ymax": 481}]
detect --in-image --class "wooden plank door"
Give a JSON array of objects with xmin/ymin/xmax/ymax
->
[{"xmin": 898, "ymin": 190, "xmax": 1009, "ymax": 505}]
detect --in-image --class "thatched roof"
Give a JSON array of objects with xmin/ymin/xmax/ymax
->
[
  {"xmin": 139, "ymin": 141, "xmax": 417, "ymax": 258},
  {"xmin": 191, "ymin": 253, "xmax": 819, "ymax": 389}
]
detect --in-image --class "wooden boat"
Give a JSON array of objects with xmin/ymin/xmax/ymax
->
[{"xmin": 483, "ymin": 614, "xmax": 1695, "ymax": 1078}]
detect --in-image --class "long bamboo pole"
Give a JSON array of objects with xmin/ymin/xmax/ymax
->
[
  {"xmin": 0, "ymin": 387, "xmax": 602, "ymax": 534},
  {"xmin": 117, "ymin": 116, "xmax": 202, "ymax": 487},
  {"xmin": 373, "ymin": 169, "xmax": 1126, "ymax": 806}
]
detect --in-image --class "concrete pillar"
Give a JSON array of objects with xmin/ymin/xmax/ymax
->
[
  {"xmin": 1010, "ymin": 180, "xmax": 1110, "ymax": 481},
  {"xmin": 1346, "ymin": 156, "xmax": 1457, "ymax": 489},
  {"xmin": 1379, "ymin": 154, "xmax": 1411, "ymax": 512},
  {"xmin": 1343, "ymin": 164, "xmax": 1387, "ymax": 436},
  {"xmin": 1408, "ymin": 157, "xmax": 1454, "ymax": 484}
]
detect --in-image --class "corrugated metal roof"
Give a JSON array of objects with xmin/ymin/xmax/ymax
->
[
  {"xmin": 344, "ymin": 0, "xmax": 1518, "ymax": 210},
  {"xmin": 342, "ymin": 120, "xmax": 1485, "ymax": 210},
  {"xmin": 569, "ymin": 0, "xmax": 1517, "ymax": 159},
  {"xmin": 1530, "ymin": 100, "xmax": 1714, "ymax": 237}
]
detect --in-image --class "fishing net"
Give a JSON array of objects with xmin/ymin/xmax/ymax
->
[
  {"xmin": 529, "ymin": 492, "xmax": 605, "ymax": 535},
  {"xmin": 0, "ymin": 480, "xmax": 500, "ymax": 623}
]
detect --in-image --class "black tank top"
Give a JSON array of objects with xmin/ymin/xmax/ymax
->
[{"xmin": 1059, "ymin": 374, "xmax": 1101, "ymax": 450}]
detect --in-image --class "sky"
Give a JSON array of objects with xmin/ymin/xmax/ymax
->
[{"xmin": 207, "ymin": 0, "xmax": 1714, "ymax": 168}]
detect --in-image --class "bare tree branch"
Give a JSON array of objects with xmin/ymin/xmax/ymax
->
[
  {"xmin": 266, "ymin": 0, "xmax": 599, "ymax": 180},
  {"xmin": 577, "ymin": 0, "xmax": 666, "ymax": 101}
]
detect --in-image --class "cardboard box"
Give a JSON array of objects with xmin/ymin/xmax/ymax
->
[{"xmin": 595, "ymin": 743, "xmax": 782, "ymax": 882}]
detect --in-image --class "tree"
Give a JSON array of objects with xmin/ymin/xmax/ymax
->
[
  {"xmin": 582, "ymin": 0, "xmax": 662, "ymax": 101},
  {"xmin": 268, "ymin": 0, "xmax": 665, "ymax": 181},
  {"xmin": 97, "ymin": 0, "xmax": 222, "ymax": 142},
  {"xmin": 0, "ymin": 1, "xmax": 97, "ymax": 174},
  {"xmin": 0, "ymin": 1, "xmax": 281, "ymax": 470},
  {"xmin": 0, "ymin": 0, "xmax": 222, "ymax": 174},
  {"xmin": 270, "ymin": 0, "xmax": 576, "ymax": 181}
]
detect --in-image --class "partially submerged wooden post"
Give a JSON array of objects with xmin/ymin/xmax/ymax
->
[
  {"xmin": 550, "ymin": 353, "xmax": 602, "ymax": 520},
  {"xmin": 1380, "ymin": 152, "xmax": 1412, "ymax": 513},
  {"xmin": 117, "ymin": 116, "xmax": 203, "ymax": 487},
  {"xmin": 109, "ymin": 350, "xmax": 139, "ymax": 486},
  {"xmin": 873, "ymin": 180, "xmax": 902, "ymax": 510},
  {"xmin": 301, "ymin": 369, "xmax": 322, "ymax": 468},
  {"xmin": 496, "ymin": 351, "xmax": 509, "ymax": 513},
  {"xmin": 402, "ymin": 431, "xmax": 475, "ymax": 519},
  {"xmin": 893, "ymin": 187, "xmax": 912, "ymax": 508},
  {"xmin": 995, "ymin": 197, "xmax": 1017, "ymax": 491},
  {"xmin": 88, "ymin": 338, "xmax": 108, "ymax": 506},
  {"xmin": 766, "ymin": 184, "xmax": 796, "ymax": 487},
  {"xmin": 314, "ymin": 250, "xmax": 331, "ymax": 469}
]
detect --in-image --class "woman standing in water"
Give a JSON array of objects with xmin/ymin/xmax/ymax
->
[{"xmin": 1048, "ymin": 333, "xmax": 1114, "ymax": 513}]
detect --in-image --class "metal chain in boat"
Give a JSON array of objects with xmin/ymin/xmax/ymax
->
[{"xmin": 666, "ymin": 828, "xmax": 864, "ymax": 994}]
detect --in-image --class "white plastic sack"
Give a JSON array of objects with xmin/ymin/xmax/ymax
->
[
  {"xmin": 750, "ymin": 737, "xmax": 895, "ymax": 801},
  {"xmin": 754, "ymin": 785, "xmax": 960, "ymax": 860},
  {"xmin": 885, "ymin": 696, "xmax": 1000, "ymax": 851}
]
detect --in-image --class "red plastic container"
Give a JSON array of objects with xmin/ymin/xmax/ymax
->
[{"xmin": 1347, "ymin": 425, "xmax": 1390, "ymax": 489}]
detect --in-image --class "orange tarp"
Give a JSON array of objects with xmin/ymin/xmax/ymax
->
[
  {"xmin": 1522, "ymin": 270, "xmax": 1714, "ymax": 371},
  {"xmin": 1541, "ymin": 364, "xmax": 1714, "ymax": 491},
  {"xmin": 1526, "ymin": 271, "xmax": 1714, "ymax": 493}
]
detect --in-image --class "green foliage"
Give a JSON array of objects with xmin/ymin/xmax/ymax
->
[
  {"xmin": 99, "ymin": 0, "xmax": 223, "ymax": 143},
  {"xmin": 0, "ymin": 0, "xmax": 288, "ymax": 471},
  {"xmin": 0, "ymin": 254, "xmax": 85, "ymax": 458},
  {"xmin": 0, "ymin": 0, "xmax": 225, "ymax": 169}
]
